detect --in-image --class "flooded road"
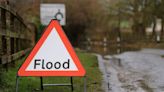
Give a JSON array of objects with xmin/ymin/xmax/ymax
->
[{"xmin": 97, "ymin": 48, "xmax": 164, "ymax": 92}]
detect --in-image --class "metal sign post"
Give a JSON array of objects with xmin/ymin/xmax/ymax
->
[
  {"xmin": 84, "ymin": 76, "xmax": 87, "ymax": 92},
  {"xmin": 15, "ymin": 75, "xmax": 19, "ymax": 92}
]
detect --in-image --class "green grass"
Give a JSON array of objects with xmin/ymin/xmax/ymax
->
[{"xmin": 0, "ymin": 51, "xmax": 103, "ymax": 92}]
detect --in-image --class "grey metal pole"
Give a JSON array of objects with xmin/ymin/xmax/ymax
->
[
  {"xmin": 84, "ymin": 76, "xmax": 87, "ymax": 92},
  {"xmin": 15, "ymin": 76, "xmax": 19, "ymax": 92}
]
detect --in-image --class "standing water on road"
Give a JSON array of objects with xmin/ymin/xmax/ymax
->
[{"xmin": 102, "ymin": 49, "xmax": 164, "ymax": 92}]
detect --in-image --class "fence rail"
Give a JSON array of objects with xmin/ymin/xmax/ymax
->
[{"xmin": 0, "ymin": 3, "xmax": 34, "ymax": 69}]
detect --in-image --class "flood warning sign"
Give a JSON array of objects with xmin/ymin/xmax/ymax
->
[{"xmin": 18, "ymin": 20, "xmax": 85, "ymax": 77}]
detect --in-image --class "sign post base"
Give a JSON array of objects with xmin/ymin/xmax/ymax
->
[
  {"xmin": 40, "ymin": 77, "xmax": 74, "ymax": 92},
  {"xmin": 15, "ymin": 76, "xmax": 87, "ymax": 92}
]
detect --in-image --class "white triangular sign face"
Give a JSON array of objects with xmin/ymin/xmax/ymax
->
[
  {"xmin": 18, "ymin": 20, "xmax": 85, "ymax": 76},
  {"xmin": 26, "ymin": 28, "xmax": 78, "ymax": 71}
]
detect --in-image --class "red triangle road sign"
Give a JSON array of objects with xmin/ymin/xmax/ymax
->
[{"xmin": 18, "ymin": 20, "xmax": 86, "ymax": 76}]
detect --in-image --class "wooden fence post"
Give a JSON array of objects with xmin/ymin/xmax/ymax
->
[
  {"xmin": 0, "ymin": 8, "xmax": 2, "ymax": 64},
  {"xmin": 10, "ymin": 13, "xmax": 15, "ymax": 66},
  {"xmin": 0, "ymin": 4, "xmax": 34, "ymax": 67}
]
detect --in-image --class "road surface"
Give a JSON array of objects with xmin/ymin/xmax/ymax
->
[{"xmin": 97, "ymin": 48, "xmax": 164, "ymax": 92}]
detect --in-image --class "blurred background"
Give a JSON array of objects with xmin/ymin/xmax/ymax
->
[
  {"xmin": 0, "ymin": 0, "xmax": 164, "ymax": 92},
  {"xmin": 1, "ymin": 0, "xmax": 164, "ymax": 55}
]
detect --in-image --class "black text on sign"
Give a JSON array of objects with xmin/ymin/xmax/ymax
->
[{"xmin": 34, "ymin": 59, "xmax": 70, "ymax": 69}]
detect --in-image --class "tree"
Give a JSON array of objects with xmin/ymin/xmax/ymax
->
[
  {"xmin": 65, "ymin": 0, "xmax": 106, "ymax": 46},
  {"xmin": 108, "ymin": 0, "xmax": 164, "ymax": 38}
]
